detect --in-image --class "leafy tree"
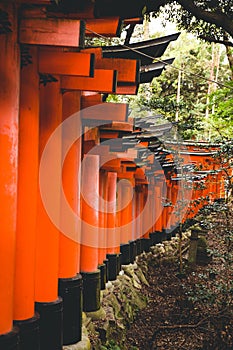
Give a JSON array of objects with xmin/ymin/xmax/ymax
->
[
  {"xmin": 208, "ymin": 81, "xmax": 233, "ymax": 139},
  {"xmin": 144, "ymin": 0, "xmax": 233, "ymax": 75},
  {"xmin": 125, "ymin": 33, "xmax": 231, "ymax": 140}
]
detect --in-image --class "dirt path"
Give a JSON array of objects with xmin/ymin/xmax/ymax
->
[{"xmin": 123, "ymin": 205, "xmax": 233, "ymax": 350}]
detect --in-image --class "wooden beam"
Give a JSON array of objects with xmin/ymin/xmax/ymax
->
[
  {"xmin": 81, "ymin": 102, "xmax": 128, "ymax": 122},
  {"xmin": 20, "ymin": 18, "xmax": 85, "ymax": 47},
  {"xmin": 81, "ymin": 48, "xmax": 140, "ymax": 83},
  {"xmin": 124, "ymin": 17, "xmax": 143, "ymax": 25},
  {"xmin": 61, "ymin": 69, "xmax": 118, "ymax": 93},
  {"xmin": 85, "ymin": 17, "xmax": 122, "ymax": 37},
  {"xmin": 95, "ymin": 57, "xmax": 140, "ymax": 83},
  {"xmin": 115, "ymin": 84, "xmax": 138, "ymax": 95},
  {"xmin": 81, "ymin": 47, "xmax": 102, "ymax": 59},
  {"xmin": 39, "ymin": 50, "xmax": 95, "ymax": 77},
  {"xmin": 100, "ymin": 121, "xmax": 133, "ymax": 132},
  {"xmin": 81, "ymin": 92, "xmax": 102, "ymax": 109}
]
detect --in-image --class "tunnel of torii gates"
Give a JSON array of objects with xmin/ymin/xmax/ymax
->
[{"xmin": 0, "ymin": 1, "xmax": 228, "ymax": 349}]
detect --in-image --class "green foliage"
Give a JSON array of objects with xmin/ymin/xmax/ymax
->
[
  {"xmin": 100, "ymin": 340, "xmax": 121, "ymax": 350},
  {"xmin": 151, "ymin": 0, "xmax": 233, "ymax": 41},
  {"xmin": 128, "ymin": 33, "xmax": 224, "ymax": 138},
  {"xmin": 208, "ymin": 81, "xmax": 233, "ymax": 139}
]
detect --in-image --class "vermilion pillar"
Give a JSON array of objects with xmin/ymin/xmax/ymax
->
[
  {"xmin": 58, "ymin": 91, "xmax": 82, "ymax": 345},
  {"xmin": 35, "ymin": 79, "xmax": 63, "ymax": 350},
  {"xmin": 98, "ymin": 169, "xmax": 108, "ymax": 289},
  {"xmin": 154, "ymin": 183, "xmax": 162, "ymax": 232},
  {"xmin": 141, "ymin": 185, "xmax": 152, "ymax": 252},
  {"xmin": 106, "ymin": 172, "xmax": 118, "ymax": 253},
  {"xmin": 154, "ymin": 179, "xmax": 164, "ymax": 242},
  {"xmin": 13, "ymin": 46, "xmax": 40, "ymax": 349},
  {"xmin": 98, "ymin": 170, "xmax": 107, "ymax": 265},
  {"xmin": 59, "ymin": 91, "xmax": 81, "ymax": 278},
  {"xmin": 0, "ymin": 2, "xmax": 20, "ymax": 348},
  {"xmin": 119, "ymin": 178, "xmax": 133, "ymax": 264},
  {"xmin": 135, "ymin": 185, "xmax": 143, "ymax": 254},
  {"xmin": 106, "ymin": 172, "xmax": 120, "ymax": 280},
  {"xmin": 80, "ymin": 154, "xmax": 101, "ymax": 312},
  {"xmin": 165, "ymin": 179, "xmax": 172, "ymax": 236}
]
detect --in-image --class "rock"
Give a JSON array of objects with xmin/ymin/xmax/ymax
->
[{"xmin": 85, "ymin": 307, "xmax": 106, "ymax": 321}]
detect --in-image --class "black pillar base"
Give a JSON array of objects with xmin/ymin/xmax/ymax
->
[
  {"xmin": 149, "ymin": 232, "xmax": 157, "ymax": 246},
  {"xmin": 98, "ymin": 263, "xmax": 107, "ymax": 290},
  {"xmin": 150, "ymin": 231, "xmax": 163, "ymax": 245},
  {"xmin": 161, "ymin": 229, "xmax": 167, "ymax": 241},
  {"xmin": 116, "ymin": 253, "xmax": 121, "ymax": 275},
  {"xmin": 129, "ymin": 241, "xmax": 137, "ymax": 263},
  {"xmin": 35, "ymin": 297, "xmax": 63, "ymax": 350},
  {"xmin": 0, "ymin": 328, "xmax": 19, "ymax": 350},
  {"xmin": 13, "ymin": 314, "xmax": 40, "ymax": 350},
  {"xmin": 58, "ymin": 274, "xmax": 82, "ymax": 345},
  {"xmin": 169, "ymin": 225, "xmax": 178, "ymax": 237},
  {"xmin": 120, "ymin": 243, "xmax": 130, "ymax": 265},
  {"xmin": 106, "ymin": 254, "xmax": 118, "ymax": 281},
  {"xmin": 81, "ymin": 270, "xmax": 100, "ymax": 312},
  {"xmin": 103, "ymin": 259, "xmax": 109, "ymax": 283},
  {"xmin": 166, "ymin": 229, "xmax": 172, "ymax": 241},
  {"xmin": 136, "ymin": 238, "xmax": 142, "ymax": 255},
  {"xmin": 140, "ymin": 238, "xmax": 151, "ymax": 252}
]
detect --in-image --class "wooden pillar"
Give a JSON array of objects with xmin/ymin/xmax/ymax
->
[
  {"xmin": 105, "ymin": 171, "xmax": 120, "ymax": 280},
  {"xmin": 118, "ymin": 179, "xmax": 133, "ymax": 265},
  {"xmin": 154, "ymin": 182, "xmax": 163, "ymax": 232},
  {"xmin": 98, "ymin": 169, "xmax": 108, "ymax": 288},
  {"xmin": 120, "ymin": 180, "xmax": 133, "ymax": 245},
  {"xmin": 36, "ymin": 79, "xmax": 61, "ymax": 301},
  {"xmin": 80, "ymin": 154, "xmax": 99, "ymax": 272},
  {"xmin": 35, "ymin": 79, "xmax": 63, "ymax": 350},
  {"xmin": 80, "ymin": 154, "xmax": 101, "ymax": 312},
  {"xmin": 170, "ymin": 179, "xmax": 179, "ymax": 228},
  {"xmin": 0, "ymin": 2, "xmax": 20, "ymax": 345},
  {"xmin": 13, "ymin": 46, "xmax": 40, "ymax": 349},
  {"xmin": 98, "ymin": 170, "xmax": 107, "ymax": 265},
  {"xmin": 59, "ymin": 91, "xmax": 81, "ymax": 278},
  {"xmin": 106, "ymin": 172, "xmax": 118, "ymax": 254},
  {"xmin": 165, "ymin": 179, "xmax": 172, "ymax": 233},
  {"xmin": 135, "ymin": 185, "xmax": 142, "ymax": 238},
  {"xmin": 58, "ymin": 91, "xmax": 83, "ymax": 345}
]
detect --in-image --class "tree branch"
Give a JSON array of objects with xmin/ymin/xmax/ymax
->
[
  {"xmin": 146, "ymin": 0, "xmax": 233, "ymax": 38},
  {"xmin": 124, "ymin": 24, "xmax": 136, "ymax": 45},
  {"xmin": 177, "ymin": 0, "xmax": 233, "ymax": 38},
  {"xmin": 199, "ymin": 35, "xmax": 233, "ymax": 48}
]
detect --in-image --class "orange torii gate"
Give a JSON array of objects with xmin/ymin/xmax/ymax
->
[
  {"xmin": 0, "ymin": 3, "xmax": 144, "ymax": 348},
  {"xmin": 0, "ymin": 1, "xmax": 186, "ymax": 349}
]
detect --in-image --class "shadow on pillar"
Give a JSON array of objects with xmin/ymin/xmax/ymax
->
[
  {"xmin": 35, "ymin": 297, "xmax": 63, "ymax": 350},
  {"xmin": 58, "ymin": 274, "xmax": 83, "ymax": 345},
  {"xmin": 81, "ymin": 270, "xmax": 101, "ymax": 312},
  {"xmin": 0, "ymin": 328, "xmax": 19, "ymax": 350},
  {"xmin": 13, "ymin": 314, "xmax": 40, "ymax": 350}
]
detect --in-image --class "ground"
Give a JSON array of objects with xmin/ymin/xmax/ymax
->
[{"xmin": 123, "ymin": 203, "xmax": 233, "ymax": 350}]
